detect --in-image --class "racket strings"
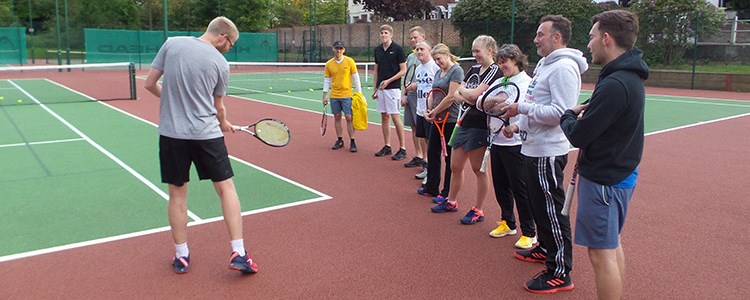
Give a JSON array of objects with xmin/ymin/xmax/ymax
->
[{"xmin": 255, "ymin": 121, "xmax": 291, "ymax": 146}]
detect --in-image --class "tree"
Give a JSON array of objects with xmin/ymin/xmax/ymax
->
[
  {"xmin": 452, "ymin": 0, "xmax": 602, "ymax": 59},
  {"xmin": 318, "ymin": 0, "xmax": 347, "ymax": 24},
  {"xmin": 352, "ymin": 0, "xmax": 433, "ymax": 21},
  {"xmin": 0, "ymin": 1, "xmax": 20, "ymax": 26},
  {"xmin": 630, "ymin": 0, "xmax": 725, "ymax": 65},
  {"xmin": 451, "ymin": 0, "xmax": 532, "ymax": 55},
  {"xmin": 524, "ymin": 0, "xmax": 604, "ymax": 61},
  {"xmin": 270, "ymin": 0, "xmax": 305, "ymax": 28}
]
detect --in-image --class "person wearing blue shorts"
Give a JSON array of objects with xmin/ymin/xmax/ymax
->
[
  {"xmin": 560, "ymin": 10, "xmax": 649, "ymax": 300},
  {"xmin": 323, "ymin": 40, "xmax": 363, "ymax": 152}
]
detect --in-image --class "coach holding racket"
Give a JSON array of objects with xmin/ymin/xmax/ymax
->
[
  {"xmin": 145, "ymin": 16, "xmax": 258, "ymax": 275},
  {"xmin": 560, "ymin": 10, "xmax": 648, "ymax": 300}
]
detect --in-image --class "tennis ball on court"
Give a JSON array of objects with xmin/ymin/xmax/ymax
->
[
  {"xmin": 308, "ymin": 88, "xmax": 314, "ymax": 92},
  {"xmin": 288, "ymin": 90, "xmax": 292, "ymax": 93},
  {"xmin": 17, "ymin": 99, "xmax": 23, "ymax": 103},
  {"xmin": 268, "ymin": 86, "xmax": 273, "ymax": 90},
  {"xmin": 0, "ymin": 96, "xmax": 4, "ymax": 100}
]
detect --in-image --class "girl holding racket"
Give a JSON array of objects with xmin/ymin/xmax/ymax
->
[
  {"xmin": 419, "ymin": 44, "xmax": 463, "ymax": 204},
  {"xmin": 431, "ymin": 36, "xmax": 502, "ymax": 224},
  {"xmin": 484, "ymin": 44, "xmax": 537, "ymax": 249}
]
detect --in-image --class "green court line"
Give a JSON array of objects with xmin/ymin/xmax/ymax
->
[{"xmin": 0, "ymin": 79, "xmax": 328, "ymax": 260}]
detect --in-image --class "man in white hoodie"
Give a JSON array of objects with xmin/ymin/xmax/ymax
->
[{"xmin": 502, "ymin": 15, "xmax": 588, "ymax": 294}]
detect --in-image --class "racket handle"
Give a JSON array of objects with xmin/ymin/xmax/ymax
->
[
  {"xmin": 447, "ymin": 125, "xmax": 459, "ymax": 147},
  {"xmin": 479, "ymin": 148, "xmax": 490, "ymax": 173},
  {"xmin": 232, "ymin": 125, "xmax": 242, "ymax": 131},
  {"xmin": 440, "ymin": 137, "xmax": 447, "ymax": 157},
  {"xmin": 561, "ymin": 183, "xmax": 575, "ymax": 216}
]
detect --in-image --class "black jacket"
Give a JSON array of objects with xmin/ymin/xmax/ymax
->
[{"xmin": 560, "ymin": 48, "xmax": 649, "ymax": 185}]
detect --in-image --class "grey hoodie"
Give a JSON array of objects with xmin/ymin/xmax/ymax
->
[{"xmin": 516, "ymin": 48, "xmax": 589, "ymax": 157}]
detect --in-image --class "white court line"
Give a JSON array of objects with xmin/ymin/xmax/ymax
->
[
  {"xmin": 0, "ymin": 192, "xmax": 331, "ymax": 263},
  {"xmin": 9, "ymin": 79, "xmax": 202, "ymax": 223},
  {"xmin": 646, "ymin": 97, "xmax": 750, "ymax": 108},
  {"xmin": 48, "ymin": 78, "xmax": 331, "ymax": 202},
  {"xmin": 227, "ymin": 84, "xmax": 381, "ymax": 114},
  {"xmin": 0, "ymin": 79, "xmax": 334, "ymax": 263},
  {"xmin": 579, "ymin": 90, "xmax": 750, "ymax": 106},
  {"xmin": 0, "ymin": 138, "xmax": 84, "ymax": 149}
]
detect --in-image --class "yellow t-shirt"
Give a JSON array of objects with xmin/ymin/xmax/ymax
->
[{"xmin": 324, "ymin": 56, "xmax": 357, "ymax": 99}]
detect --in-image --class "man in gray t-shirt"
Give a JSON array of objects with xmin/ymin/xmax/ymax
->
[
  {"xmin": 144, "ymin": 16, "xmax": 259, "ymax": 275},
  {"xmin": 151, "ymin": 35, "xmax": 230, "ymax": 140}
]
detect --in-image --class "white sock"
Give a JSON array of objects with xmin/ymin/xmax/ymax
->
[
  {"xmin": 231, "ymin": 239, "xmax": 246, "ymax": 256},
  {"xmin": 175, "ymin": 242, "xmax": 189, "ymax": 258}
]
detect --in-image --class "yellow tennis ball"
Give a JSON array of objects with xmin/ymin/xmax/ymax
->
[
  {"xmin": 17, "ymin": 99, "xmax": 23, "ymax": 103},
  {"xmin": 268, "ymin": 86, "xmax": 273, "ymax": 90},
  {"xmin": 0, "ymin": 96, "xmax": 4, "ymax": 100},
  {"xmin": 288, "ymin": 90, "xmax": 291, "ymax": 93},
  {"xmin": 308, "ymin": 88, "xmax": 314, "ymax": 92}
]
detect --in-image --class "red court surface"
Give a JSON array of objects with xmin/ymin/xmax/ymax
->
[{"xmin": 2, "ymin": 72, "xmax": 749, "ymax": 299}]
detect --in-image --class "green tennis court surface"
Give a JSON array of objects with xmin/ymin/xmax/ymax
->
[{"xmin": 0, "ymin": 79, "xmax": 325, "ymax": 259}]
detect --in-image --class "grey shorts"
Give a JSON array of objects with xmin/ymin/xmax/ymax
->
[
  {"xmin": 403, "ymin": 93, "xmax": 418, "ymax": 127},
  {"xmin": 574, "ymin": 175, "xmax": 634, "ymax": 249},
  {"xmin": 449, "ymin": 127, "xmax": 488, "ymax": 152}
]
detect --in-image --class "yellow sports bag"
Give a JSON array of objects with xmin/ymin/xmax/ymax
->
[{"xmin": 352, "ymin": 92, "xmax": 368, "ymax": 130}]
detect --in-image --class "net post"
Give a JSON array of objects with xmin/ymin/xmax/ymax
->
[
  {"xmin": 129, "ymin": 62, "xmax": 137, "ymax": 100},
  {"xmin": 364, "ymin": 63, "xmax": 369, "ymax": 87}
]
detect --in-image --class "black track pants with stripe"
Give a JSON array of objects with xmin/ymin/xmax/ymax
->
[{"xmin": 524, "ymin": 155, "xmax": 573, "ymax": 278}]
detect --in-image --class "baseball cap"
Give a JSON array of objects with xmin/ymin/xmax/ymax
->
[{"xmin": 332, "ymin": 41, "xmax": 345, "ymax": 49}]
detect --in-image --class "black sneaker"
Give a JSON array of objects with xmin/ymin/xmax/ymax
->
[
  {"xmin": 514, "ymin": 246, "xmax": 547, "ymax": 264},
  {"xmin": 403, "ymin": 156, "xmax": 425, "ymax": 168},
  {"xmin": 172, "ymin": 255, "xmax": 190, "ymax": 274},
  {"xmin": 332, "ymin": 139, "xmax": 344, "ymax": 150},
  {"xmin": 350, "ymin": 141, "xmax": 358, "ymax": 153},
  {"xmin": 524, "ymin": 270, "xmax": 574, "ymax": 294},
  {"xmin": 391, "ymin": 148, "xmax": 407, "ymax": 161},
  {"xmin": 375, "ymin": 145, "xmax": 392, "ymax": 157}
]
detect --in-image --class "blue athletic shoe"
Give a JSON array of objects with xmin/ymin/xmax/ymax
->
[
  {"xmin": 417, "ymin": 188, "xmax": 434, "ymax": 197},
  {"xmin": 459, "ymin": 207, "xmax": 485, "ymax": 224},
  {"xmin": 229, "ymin": 251, "xmax": 258, "ymax": 274},
  {"xmin": 431, "ymin": 199, "xmax": 458, "ymax": 213},
  {"xmin": 172, "ymin": 255, "xmax": 190, "ymax": 274},
  {"xmin": 432, "ymin": 195, "xmax": 446, "ymax": 204}
]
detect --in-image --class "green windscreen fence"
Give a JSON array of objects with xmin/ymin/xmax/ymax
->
[
  {"xmin": 84, "ymin": 29, "xmax": 277, "ymax": 66},
  {"xmin": 0, "ymin": 27, "xmax": 28, "ymax": 65}
]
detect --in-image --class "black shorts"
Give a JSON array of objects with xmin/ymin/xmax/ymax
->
[
  {"xmin": 159, "ymin": 135, "xmax": 234, "ymax": 186},
  {"xmin": 415, "ymin": 115, "xmax": 431, "ymax": 138}
]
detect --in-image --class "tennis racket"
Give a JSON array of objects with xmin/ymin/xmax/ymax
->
[
  {"xmin": 561, "ymin": 150, "xmax": 580, "ymax": 216},
  {"xmin": 320, "ymin": 103, "xmax": 328, "ymax": 136},
  {"xmin": 478, "ymin": 80, "xmax": 520, "ymax": 173},
  {"xmin": 561, "ymin": 98, "xmax": 590, "ymax": 216},
  {"xmin": 426, "ymin": 88, "xmax": 449, "ymax": 157},
  {"xmin": 233, "ymin": 118, "xmax": 291, "ymax": 147},
  {"xmin": 404, "ymin": 63, "xmax": 417, "ymax": 90},
  {"xmin": 448, "ymin": 73, "xmax": 481, "ymax": 146}
]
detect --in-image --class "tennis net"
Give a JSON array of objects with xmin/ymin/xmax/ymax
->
[
  {"xmin": 226, "ymin": 62, "xmax": 375, "ymax": 96},
  {"xmin": 0, "ymin": 62, "xmax": 137, "ymax": 105}
]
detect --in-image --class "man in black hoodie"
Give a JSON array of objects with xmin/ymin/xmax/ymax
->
[{"xmin": 560, "ymin": 10, "xmax": 649, "ymax": 300}]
